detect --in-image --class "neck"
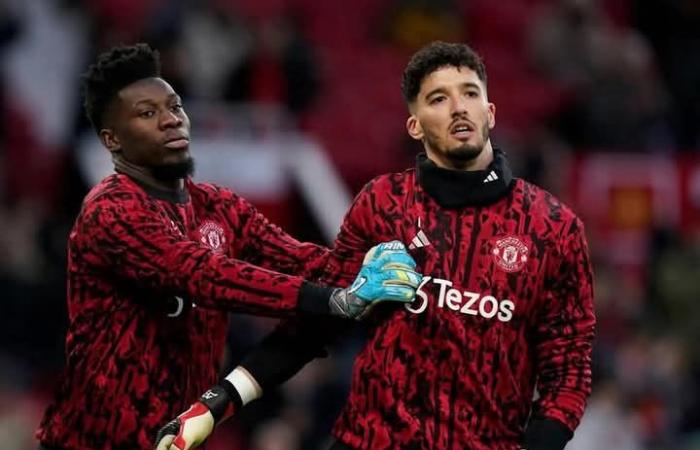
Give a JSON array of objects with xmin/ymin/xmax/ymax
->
[
  {"xmin": 112, "ymin": 154, "xmax": 184, "ymax": 191},
  {"xmin": 427, "ymin": 140, "xmax": 494, "ymax": 171},
  {"xmin": 415, "ymin": 146, "xmax": 514, "ymax": 208}
]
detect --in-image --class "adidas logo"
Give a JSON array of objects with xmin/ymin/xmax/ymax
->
[
  {"xmin": 483, "ymin": 170, "xmax": 499, "ymax": 183},
  {"xmin": 409, "ymin": 229, "xmax": 431, "ymax": 249}
]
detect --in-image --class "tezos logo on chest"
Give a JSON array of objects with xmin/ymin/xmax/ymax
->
[
  {"xmin": 198, "ymin": 221, "xmax": 227, "ymax": 252},
  {"xmin": 491, "ymin": 236, "xmax": 529, "ymax": 272}
]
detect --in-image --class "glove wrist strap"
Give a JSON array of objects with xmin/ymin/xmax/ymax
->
[{"xmin": 199, "ymin": 380, "xmax": 241, "ymax": 423}]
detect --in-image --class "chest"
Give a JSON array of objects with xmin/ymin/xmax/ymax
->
[
  {"xmin": 394, "ymin": 199, "xmax": 555, "ymax": 325},
  {"xmin": 156, "ymin": 200, "xmax": 234, "ymax": 256}
]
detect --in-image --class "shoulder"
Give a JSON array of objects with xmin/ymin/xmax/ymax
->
[
  {"xmin": 81, "ymin": 174, "xmax": 146, "ymax": 212},
  {"xmin": 187, "ymin": 179, "xmax": 242, "ymax": 204},
  {"xmin": 358, "ymin": 168, "xmax": 414, "ymax": 199},
  {"xmin": 515, "ymin": 178, "xmax": 584, "ymax": 232}
]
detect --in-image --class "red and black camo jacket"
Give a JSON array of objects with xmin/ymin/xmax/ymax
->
[
  {"xmin": 330, "ymin": 170, "xmax": 595, "ymax": 449},
  {"xmin": 36, "ymin": 174, "xmax": 334, "ymax": 450},
  {"xmin": 243, "ymin": 156, "xmax": 595, "ymax": 450}
]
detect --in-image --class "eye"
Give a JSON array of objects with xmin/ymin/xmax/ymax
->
[
  {"xmin": 429, "ymin": 95, "xmax": 446, "ymax": 105},
  {"xmin": 170, "ymin": 104, "xmax": 183, "ymax": 113},
  {"xmin": 139, "ymin": 110, "xmax": 155, "ymax": 118},
  {"xmin": 467, "ymin": 90, "xmax": 479, "ymax": 98}
]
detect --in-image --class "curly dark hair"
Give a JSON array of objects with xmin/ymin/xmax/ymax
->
[
  {"xmin": 401, "ymin": 41, "xmax": 487, "ymax": 104},
  {"xmin": 82, "ymin": 43, "xmax": 161, "ymax": 131}
]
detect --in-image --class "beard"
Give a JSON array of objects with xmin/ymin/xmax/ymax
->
[
  {"xmin": 427, "ymin": 120, "xmax": 491, "ymax": 168},
  {"xmin": 447, "ymin": 144, "xmax": 483, "ymax": 163},
  {"xmin": 149, "ymin": 156, "xmax": 195, "ymax": 181}
]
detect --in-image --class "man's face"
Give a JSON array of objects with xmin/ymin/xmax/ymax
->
[
  {"xmin": 406, "ymin": 66, "xmax": 495, "ymax": 170},
  {"xmin": 100, "ymin": 77, "xmax": 191, "ymax": 173}
]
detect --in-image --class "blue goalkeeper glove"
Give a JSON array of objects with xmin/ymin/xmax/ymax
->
[{"xmin": 329, "ymin": 240, "xmax": 421, "ymax": 319}]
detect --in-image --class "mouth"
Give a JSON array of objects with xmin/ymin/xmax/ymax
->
[
  {"xmin": 450, "ymin": 121, "xmax": 475, "ymax": 140},
  {"xmin": 163, "ymin": 136, "xmax": 190, "ymax": 149}
]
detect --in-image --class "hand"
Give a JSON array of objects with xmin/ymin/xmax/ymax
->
[
  {"xmin": 155, "ymin": 402, "xmax": 214, "ymax": 450},
  {"xmin": 154, "ymin": 383, "xmax": 236, "ymax": 450},
  {"xmin": 329, "ymin": 240, "xmax": 421, "ymax": 319}
]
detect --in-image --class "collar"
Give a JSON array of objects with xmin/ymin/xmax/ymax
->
[
  {"xmin": 416, "ymin": 148, "xmax": 514, "ymax": 208},
  {"xmin": 119, "ymin": 172, "xmax": 190, "ymax": 204},
  {"xmin": 136, "ymin": 179, "xmax": 189, "ymax": 204},
  {"xmin": 113, "ymin": 155, "xmax": 189, "ymax": 204}
]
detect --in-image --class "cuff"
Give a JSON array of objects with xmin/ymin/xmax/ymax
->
[
  {"xmin": 297, "ymin": 281, "xmax": 334, "ymax": 315},
  {"xmin": 524, "ymin": 417, "xmax": 573, "ymax": 450},
  {"xmin": 199, "ymin": 380, "xmax": 242, "ymax": 422}
]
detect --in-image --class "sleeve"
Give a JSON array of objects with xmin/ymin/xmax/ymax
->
[
  {"xmin": 231, "ymin": 193, "xmax": 332, "ymax": 281},
  {"xmin": 238, "ymin": 183, "xmax": 382, "ymax": 387},
  {"xmin": 315, "ymin": 181, "xmax": 379, "ymax": 286},
  {"xmin": 527, "ymin": 217, "xmax": 596, "ymax": 448},
  {"xmin": 76, "ymin": 194, "xmax": 332, "ymax": 316},
  {"xmin": 239, "ymin": 315, "xmax": 351, "ymax": 389}
]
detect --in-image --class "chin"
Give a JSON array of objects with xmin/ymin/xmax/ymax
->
[
  {"xmin": 168, "ymin": 149, "xmax": 191, "ymax": 160},
  {"xmin": 447, "ymin": 144, "xmax": 482, "ymax": 163},
  {"xmin": 151, "ymin": 157, "xmax": 195, "ymax": 181}
]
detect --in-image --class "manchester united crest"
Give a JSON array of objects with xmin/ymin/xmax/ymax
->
[
  {"xmin": 492, "ymin": 236, "xmax": 529, "ymax": 272},
  {"xmin": 198, "ymin": 221, "xmax": 226, "ymax": 252}
]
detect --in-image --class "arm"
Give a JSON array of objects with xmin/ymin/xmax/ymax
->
[
  {"xmin": 233, "ymin": 184, "xmax": 386, "ymax": 384},
  {"xmin": 78, "ymin": 194, "xmax": 328, "ymax": 316},
  {"xmin": 525, "ymin": 218, "xmax": 596, "ymax": 450},
  {"xmin": 154, "ymin": 243, "xmax": 417, "ymax": 450},
  {"xmin": 231, "ymin": 193, "xmax": 331, "ymax": 280},
  {"xmin": 155, "ymin": 315, "xmax": 346, "ymax": 450},
  {"xmin": 155, "ymin": 185, "xmax": 413, "ymax": 450},
  {"xmin": 80, "ymin": 191, "xmax": 416, "ymax": 319}
]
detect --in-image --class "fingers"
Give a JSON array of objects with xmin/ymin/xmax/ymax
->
[
  {"xmin": 155, "ymin": 419, "xmax": 181, "ymax": 450},
  {"xmin": 378, "ymin": 252, "xmax": 417, "ymax": 269},
  {"xmin": 170, "ymin": 436, "xmax": 187, "ymax": 450},
  {"xmin": 380, "ymin": 267, "xmax": 422, "ymax": 287},
  {"xmin": 363, "ymin": 240, "xmax": 409, "ymax": 263},
  {"xmin": 375, "ymin": 285, "xmax": 417, "ymax": 302},
  {"xmin": 172, "ymin": 409, "xmax": 214, "ymax": 450},
  {"xmin": 155, "ymin": 434, "xmax": 175, "ymax": 450}
]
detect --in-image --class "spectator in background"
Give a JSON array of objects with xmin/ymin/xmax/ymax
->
[
  {"xmin": 528, "ymin": 0, "xmax": 671, "ymax": 151},
  {"xmin": 633, "ymin": 0, "xmax": 700, "ymax": 149},
  {"xmin": 381, "ymin": 0, "xmax": 465, "ymax": 52},
  {"xmin": 180, "ymin": 0, "xmax": 251, "ymax": 102},
  {"xmin": 224, "ymin": 14, "xmax": 320, "ymax": 118}
]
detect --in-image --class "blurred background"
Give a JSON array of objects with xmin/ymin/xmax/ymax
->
[{"xmin": 1, "ymin": 0, "xmax": 699, "ymax": 448}]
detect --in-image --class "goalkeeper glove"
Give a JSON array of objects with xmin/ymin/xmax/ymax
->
[
  {"xmin": 154, "ymin": 379, "xmax": 239, "ymax": 450},
  {"xmin": 328, "ymin": 240, "xmax": 421, "ymax": 319}
]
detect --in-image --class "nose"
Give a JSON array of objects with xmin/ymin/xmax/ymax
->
[
  {"xmin": 160, "ymin": 109, "xmax": 182, "ymax": 129},
  {"xmin": 451, "ymin": 95, "xmax": 468, "ymax": 117}
]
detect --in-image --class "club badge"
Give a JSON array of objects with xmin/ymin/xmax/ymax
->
[
  {"xmin": 198, "ymin": 221, "xmax": 227, "ymax": 252},
  {"xmin": 492, "ymin": 236, "xmax": 529, "ymax": 272}
]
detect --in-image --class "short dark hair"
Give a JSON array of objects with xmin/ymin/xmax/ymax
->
[
  {"xmin": 82, "ymin": 43, "xmax": 161, "ymax": 131},
  {"xmin": 401, "ymin": 41, "xmax": 487, "ymax": 104}
]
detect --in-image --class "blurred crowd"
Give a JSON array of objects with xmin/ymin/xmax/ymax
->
[{"xmin": 1, "ymin": 0, "xmax": 699, "ymax": 449}]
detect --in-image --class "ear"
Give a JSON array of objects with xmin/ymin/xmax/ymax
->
[
  {"xmin": 99, "ymin": 128, "xmax": 120, "ymax": 153},
  {"xmin": 406, "ymin": 115, "xmax": 424, "ymax": 141},
  {"xmin": 487, "ymin": 102, "xmax": 496, "ymax": 130}
]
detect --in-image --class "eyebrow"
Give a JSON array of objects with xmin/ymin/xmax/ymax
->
[
  {"xmin": 424, "ymin": 82, "xmax": 482, "ymax": 100},
  {"xmin": 132, "ymin": 93, "xmax": 181, "ymax": 108}
]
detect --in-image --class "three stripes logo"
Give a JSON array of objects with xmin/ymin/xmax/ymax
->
[
  {"xmin": 482, "ymin": 170, "xmax": 499, "ymax": 183},
  {"xmin": 409, "ymin": 229, "xmax": 431, "ymax": 250}
]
